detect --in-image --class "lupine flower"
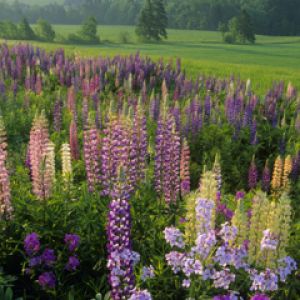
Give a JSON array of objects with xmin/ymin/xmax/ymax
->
[
  {"xmin": 107, "ymin": 172, "xmax": 136, "ymax": 300},
  {"xmin": 248, "ymin": 158, "xmax": 258, "ymax": 189},
  {"xmin": 193, "ymin": 230, "xmax": 216, "ymax": 260},
  {"xmin": 83, "ymin": 124, "xmax": 101, "ymax": 192},
  {"xmin": 282, "ymin": 155, "xmax": 292, "ymax": 190},
  {"xmin": 277, "ymin": 256, "xmax": 297, "ymax": 282},
  {"xmin": 0, "ymin": 147, "xmax": 12, "ymax": 220},
  {"xmin": 219, "ymin": 222, "xmax": 238, "ymax": 244},
  {"xmin": 128, "ymin": 289, "xmax": 152, "ymax": 300},
  {"xmin": 250, "ymin": 269, "xmax": 278, "ymax": 292},
  {"xmin": 64, "ymin": 234, "xmax": 80, "ymax": 252},
  {"xmin": 24, "ymin": 232, "xmax": 40, "ymax": 256},
  {"xmin": 61, "ymin": 143, "xmax": 72, "ymax": 185},
  {"xmin": 262, "ymin": 161, "xmax": 271, "ymax": 192},
  {"xmin": 165, "ymin": 251, "xmax": 185, "ymax": 274},
  {"xmin": 182, "ymin": 279, "xmax": 191, "ymax": 288},
  {"xmin": 29, "ymin": 256, "xmax": 42, "ymax": 267},
  {"xmin": 69, "ymin": 119, "xmax": 80, "ymax": 160},
  {"xmin": 41, "ymin": 248, "xmax": 56, "ymax": 266},
  {"xmin": 38, "ymin": 271, "xmax": 56, "ymax": 289},
  {"xmin": 141, "ymin": 265, "xmax": 155, "ymax": 281},
  {"xmin": 164, "ymin": 227, "xmax": 185, "ymax": 249},
  {"xmin": 271, "ymin": 156, "xmax": 282, "ymax": 193},
  {"xmin": 29, "ymin": 112, "xmax": 52, "ymax": 199},
  {"xmin": 213, "ymin": 153, "xmax": 222, "ymax": 192},
  {"xmin": 180, "ymin": 138, "xmax": 190, "ymax": 197},
  {"xmin": 211, "ymin": 268, "xmax": 235, "ymax": 289},
  {"xmin": 0, "ymin": 116, "xmax": 7, "ymax": 158},
  {"xmin": 260, "ymin": 229, "xmax": 278, "ymax": 251},
  {"xmin": 250, "ymin": 294, "xmax": 270, "ymax": 300},
  {"xmin": 65, "ymin": 255, "xmax": 80, "ymax": 271},
  {"xmin": 195, "ymin": 198, "xmax": 215, "ymax": 234}
]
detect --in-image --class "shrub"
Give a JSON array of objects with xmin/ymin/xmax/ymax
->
[
  {"xmin": 224, "ymin": 32, "xmax": 236, "ymax": 44},
  {"xmin": 118, "ymin": 31, "xmax": 131, "ymax": 44},
  {"xmin": 35, "ymin": 19, "xmax": 55, "ymax": 42},
  {"xmin": 18, "ymin": 18, "xmax": 35, "ymax": 40}
]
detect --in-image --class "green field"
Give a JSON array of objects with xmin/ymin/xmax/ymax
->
[{"xmin": 4, "ymin": 25, "xmax": 300, "ymax": 92}]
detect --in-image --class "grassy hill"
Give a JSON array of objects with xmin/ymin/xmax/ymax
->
[{"xmin": 4, "ymin": 25, "xmax": 300, "ymax": 92}]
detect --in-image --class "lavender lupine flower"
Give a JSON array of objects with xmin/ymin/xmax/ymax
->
[
  {"xmin": 250, "ymin": 294, "xmax": 270, "ymax": 300},
  {"xmin": 128, "ymin": 289, "xmax": 152, "ymax": 300},
  {"xmin": 107, "ymin": 175, "xmax": 136, "ymax": 300},
  {"xmin": 195, "ymin": 198, "xmax": 215, "ymax": 234},
  {"xmin": 291, "ymin": 152, "xmax": 300, "ymax": 181},
  {"xmin": 165, "ymin": 251, "xmax": 185, "ymax": 274},
  {"xmin": 250, "ymin": 269, "xmax": 278, "ymax": 292},
  {"xmin": 248, "ymin": 158, "xmax": 258, "ymax": 190},
  {"xmin": 64, "ymin": 234, "xmax": 80, "ymax": 252},
  {"xmin": 38, "ymin": 271, "xmax": 56, "ymax": 289},
  {"xmin": 204, "ymin": 95, "xmax": 211, "ymax": 122},
  {"xmin": 193, "ymin": 230, "xmax": 217, "ymax": 260},
  {"xmin": 211, "ymin": 268, "xmax": 235, "ymax": 289},
  {"xmin": 41, "ymin": 248, "xmax": 56, "ymax": 266},
  {"xmin": 235, "ymin": 191, "xmax": 245, "ymax": 200},
  {"xmin": 180, "ymin": 139, "xmax": 190, "ymax": 197},
  {"xmin": 260, "ymin": 229, "xmax": 278, "ymax": 251},
  {"xmin": 141, "ymin": 265, "xmax": 155, "ymax": 281},
  {"xmin": 182, "ymin": 279, "xmax": 191, "ymax": 288},
  {"xmin": 214, "ymin": 293, "xmax": 239, "ymax": 300},
  {"xmin": 164, "ymin": 227, "xmax": 185, "ymax": 249},
  {"xmin": 65, "ymin": 255, "xmax": 80, "ymax": 271},
  {"xmin": 219, "ymin": 222, "xmax": 238, "ymax": 244},
  {"xmin": 24, "ymin": 232, "xmax": 40, "ymax": 256},
  {"xmin": 277, "ymin": 256, "xmax": 297, "ymax": 282},
  {"xmin": 262, "ymin": 161, "xmax": 271, "ymax": 192}
]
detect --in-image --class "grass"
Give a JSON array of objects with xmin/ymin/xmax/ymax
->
[{"xmin": 4, "ymin": 25, "xmax": 300, "ymax": 93}]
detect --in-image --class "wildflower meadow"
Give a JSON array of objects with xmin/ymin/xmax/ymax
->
[{"xmin": 0, "ymin": 43, "xmax": 299, "ymax": 300}]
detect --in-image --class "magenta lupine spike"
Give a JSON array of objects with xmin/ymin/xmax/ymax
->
[
  {"xmin": 0, "ymin": 147, "xmax": 12, "ymax": 220},
  {"xmin": 262, "ymin": 160, "xmax": 271, "ymax": 192},
  {"xmin": 69, "ymin": 119, "xmax": 80, "ymax": 160},
  {"xmin": 83, "ymin": 124, "xmax": 101, "ymax": 192},
  {"xmin": 180, "ymin": 138, "xmax": 190, "ymax": 197},
  {"xmin": 248, "ymin": 158, "xmax": 258, "ymax": 190},
  {"xmin": 107, "ymin": 173, "xmax": 136, "ymax": 300},
  {"xmin": 29, "ymin": 113, "xmax": 52, "ymax": 199}
]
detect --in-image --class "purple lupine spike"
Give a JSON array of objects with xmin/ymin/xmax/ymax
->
[
  {"xmin": 53, "ymin": 95, "xmax": 63, "ymax": 132},
  {"xmin": 204, "ymin": 95, "xmax": 211, "ymax": 123},
  {"xmin": 248, "ymin": 158, "xmax": 258, "ymax": 190},
  {"xmin": 250, "ymin": 118, "xmax": 257, "ymax": 145},
  {"xmin": 262, "ymin": 160, "xmax": 271, "ymax": 192},
  {"xmin": 180, "ymin": 139, "xmax": 190, "ymax": 197},
  {"xmin": 107, "ymin": 173, "xmax": 137, "ymax": 300}
]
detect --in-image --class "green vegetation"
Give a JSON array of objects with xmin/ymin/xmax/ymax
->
[
  {"xmin": 68, "ymin": 16, "xmax": 100, "ymax": 44},
  {"xmin": 221, "ymin": 10, "xmax": 256, "ymax": 44},
  {"xmin": 0, "ymin": 0, "xmax": 299, "ymax": 36},
  {"xmin": 2, "ymin": 25, "xmax": 299, "ymax": 92},
  {"xmin": 35, "ymin": 18, "xmax": 56, "ymax": 42},
  {"xmin": 136, "ymin": 0, "xmax": 168, "ymax": 41}
]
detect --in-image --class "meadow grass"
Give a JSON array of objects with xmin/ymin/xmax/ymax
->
[{"xmin": 4, "ymin": 25, "xmax": 300, "ymax": 93}]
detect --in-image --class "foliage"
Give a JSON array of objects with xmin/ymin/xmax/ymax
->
[
  {"xmin": 35, "ymin": 18, "xmax": 56, "ymax": 42},
  {"xmin": 136, "ymin": 0, "xmax": 168, "ymax": 41},
  {"xmin": 0, "ymin": 42, "xmax": 299, "ymax": 299},
  {"xmin": 18, "ymin": 18, "xmax": 36, "ymax": 40},
  {"xmin": 222, "ymin": 10, "xmax": 256, "ymax": 44}
]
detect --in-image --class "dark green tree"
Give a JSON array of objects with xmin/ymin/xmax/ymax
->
[
  {"xmin": 238, "ymin": 10, "xmax": 255, "ymax": 43},
  {"xmin": 18, "ymin": 17, "xmax": 35, "ymax": 40},
  {"xmin": 36, "ymin": 18, "xmax": 56, "ymax": 42},
  {"xmin": 80, "ymin": 16, "xmax": 99, "ymax": 42},
  {"xmin": 136, "ymin": 0, "xmax": 168, "ymax": 41}
]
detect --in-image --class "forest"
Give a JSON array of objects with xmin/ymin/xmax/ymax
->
[{"xmin": 0, "ymin": 0, "xmax": 299, "ymax": 36}]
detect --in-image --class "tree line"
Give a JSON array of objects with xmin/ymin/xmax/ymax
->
[{"xmin": 0, "ymin": 0, "xmax": 299, "ymax": 36}]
